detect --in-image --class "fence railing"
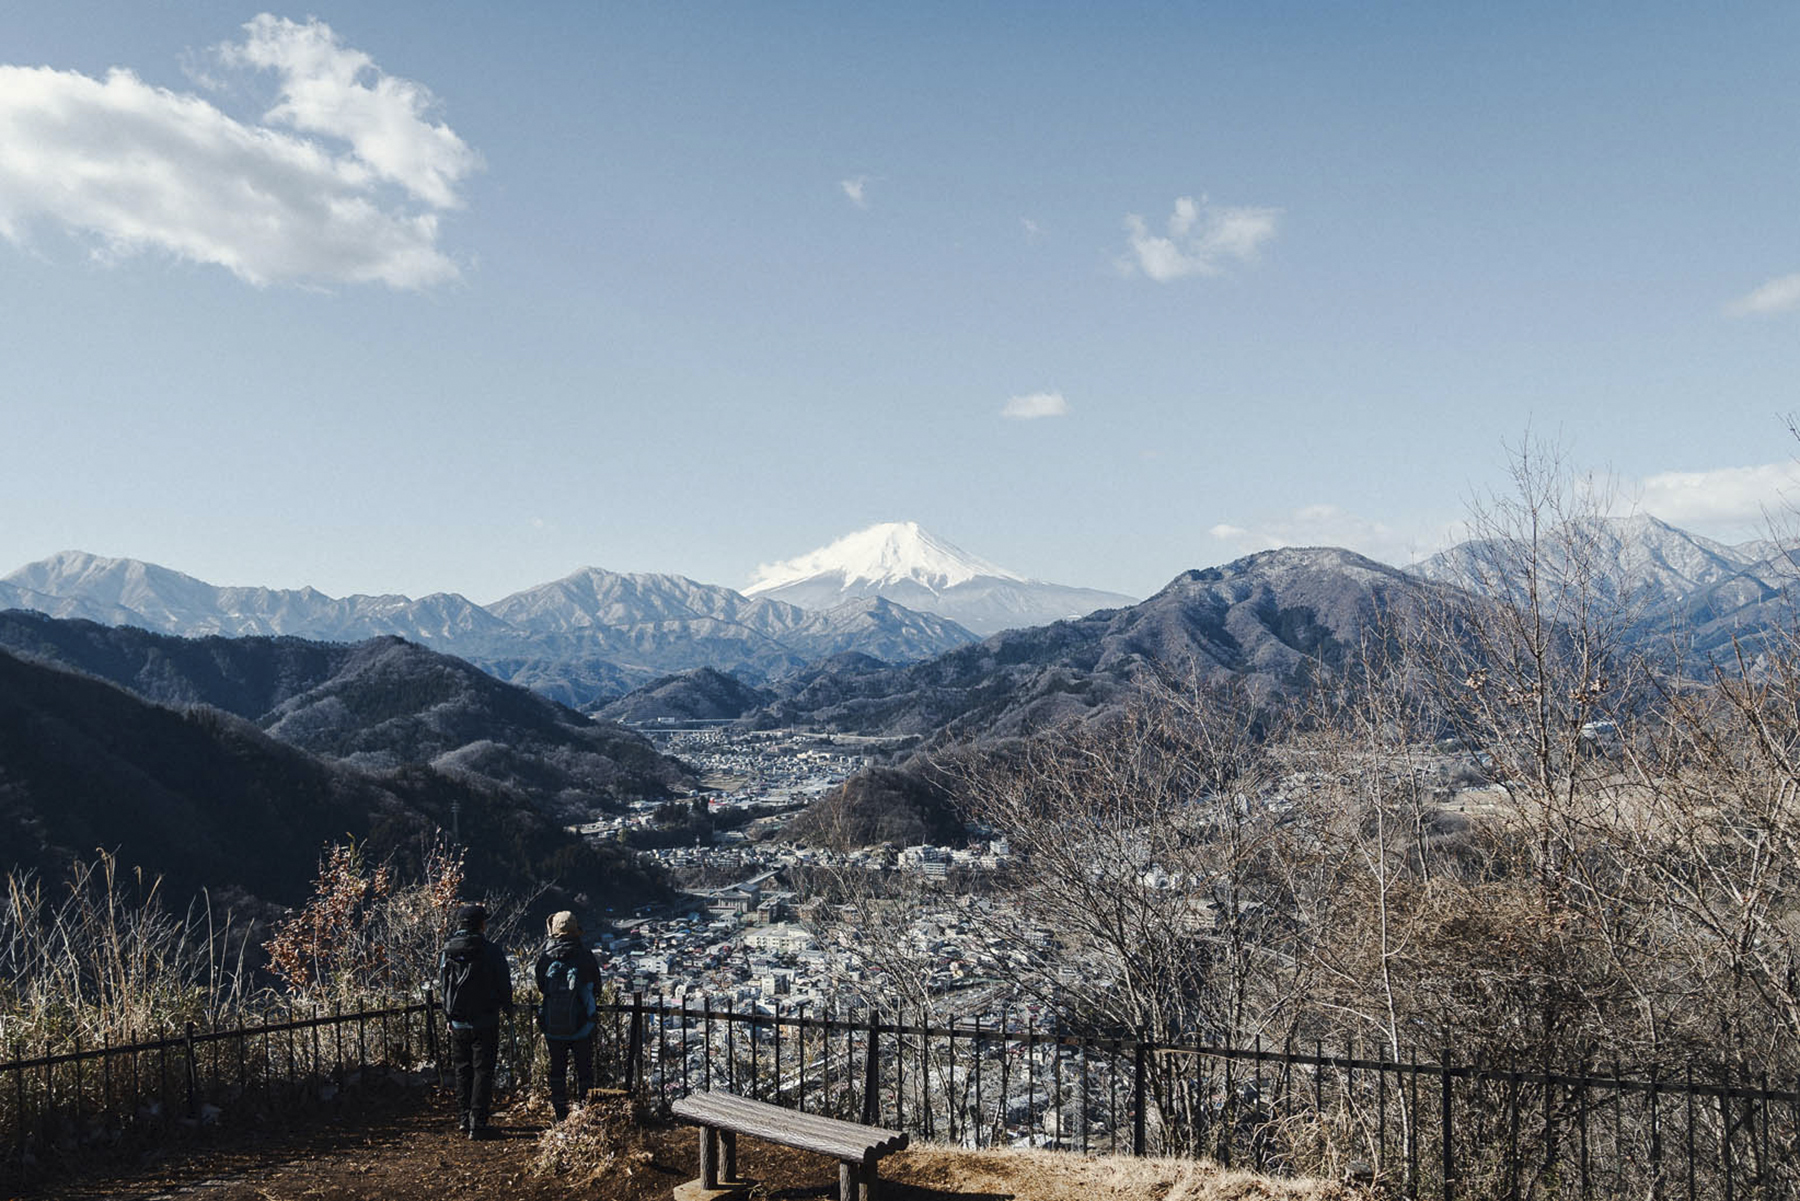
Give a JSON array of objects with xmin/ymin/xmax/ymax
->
[
  {"xmin": 3, "ymin": 998, "xmax": 438, "ymax": 1188},
  {"xmin": 8, "ymin": 992, "xmax": 1799, "ymax": 1200},
  {"xmin": 594, "ymin": 995, "xmax": 1800, "ymax": 1200}
]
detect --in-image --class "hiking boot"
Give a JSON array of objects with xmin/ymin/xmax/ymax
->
[
  {"xmin": 470, "ymin": 1120, "xmax": 495, "ymax": 1140},
  {"xmin": 457, "ymin": 1112, "xmax": 472, "ymax": 1135}
]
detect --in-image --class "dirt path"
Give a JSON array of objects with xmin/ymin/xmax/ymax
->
[
  {"xmin": 25, "ymin": 1083, "xmax": 1351, "ymax": 1201},
  {"xmin": 31, "ymin": 1086, "xmax": 689, "ymax": 1201}
]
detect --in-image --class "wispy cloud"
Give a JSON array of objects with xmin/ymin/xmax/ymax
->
[
  {"xmin": 1121, "ymin": 194, "xmax": 1278, "ymax": 282},
  {"xmin": 1001, "ymin": 391, "xmax": 1069, "ymax": 420},
  {"xmin": 0, "ymin": 13, "xmax": 479, "ymax": 289},
  {"xmin": 1208, "ymin": 504, "xmax": 1439, "ymax": 567},
  {"xmin": 1021, "ymin": 217, "xmax": 1042, "ymax": 241},
  {"xmin": 839, "ymin": 175, "xmax": 870, "ymax": 208},
  {"xmin": 1624, "ymin": 460, "xmax": 1800, "ymax": 533},
  {"xmin": 1727, "ymin": 273, "xmax": 1800, "ymax": 316}
]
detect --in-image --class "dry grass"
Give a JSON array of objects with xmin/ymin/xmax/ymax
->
[
  {"xmin": 883, "ymin": 1144, "xmax": 1352, "ymax": 1201},
  {"xmin": 528, "ymin": 1091, "xmax": 658, "ymax": 1187}
]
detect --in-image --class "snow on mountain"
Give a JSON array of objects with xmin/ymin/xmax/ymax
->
[
  {"xmin": 1, "ymin": 550, "xmax": 977, "ymax": 708},
  {"xmin": 1413, "ymin": 514, "xmax": 1769, "ymax": 606},
  {"xmin": 744, "ymin": 521, "xmax": 1136, "ymax": 636},
  {"xmin": 3, "ymin": 551, "xmax": 513, "ymax": 643},
  {"xmin": 748, "ymin": 521, "xmax": 1022, "ymax": 593}
]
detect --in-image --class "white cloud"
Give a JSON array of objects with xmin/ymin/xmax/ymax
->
[
  {"xmin": 1728, "ymin": 273, "xmax": 1800, "ymax": 316},
  {"xmin": 1121, "ymin": 194, "xmax": 1278, "ymax": 282},
  {"xmin": 221, "ymin": 15, "xmax": 479, "ymax": 209},
  {"xmin": 1001, "ymin": 391, "xmax": 1069, "ymax": 420},
  {"xmin": 0, "ymin": 15, "xmax": 477, "ymax": 289},
  {"xmin": 1021, "ymin": 217, "xmax": 1041, "ymax": 240},
  {"xmin": 1207, "ymin": 504, "xmax": 1437, "ymax": 567},
  {"xmin": 1624, "ymin": 461, "xmax": 1800, "ymax": 534},
  {"xmin": 840, "ymin": 175, "xmax": 869, "ymax": 208}
]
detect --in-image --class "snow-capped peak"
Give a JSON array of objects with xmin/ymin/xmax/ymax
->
[{"xmin": 746, "ymin": 521, "xmax": 1024, "ymax": 595}]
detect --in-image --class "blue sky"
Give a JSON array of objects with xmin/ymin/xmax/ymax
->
[{"xmin": 3, "ymin": 2, "xmax": 1798, "ymax": 602}]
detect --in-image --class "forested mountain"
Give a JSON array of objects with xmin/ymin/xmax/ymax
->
[
  {"xmin": 751, "ymin": 547, "xmax": 1433, "ymax": 743},
  {"xmin": 1413, "ymin": 513, "xmax": 1800, "ymax": 665},
  {"xmin": 595, "ymin": 667, "xmax": 774, "ymax": 724},
  {"xmin": 0, "ymin": 611, "xmax": 691, "ymax": 818},
  {"xmin": 0, "ymin": 647, "xmax": 664, "ymax": 910}
]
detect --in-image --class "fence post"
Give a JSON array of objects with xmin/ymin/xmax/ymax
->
[
  {"xmin": 625, "ymin": 993, "xmax": 645, "ymax": 1095},
  {"xmin": 14, "ymin": 1041, "xmax": 26, "ymax": 1189},
  {"xmin": 1440, "ymin": 1051, "xmax": 1454, "ymax": 1201},
  {"xmin": 424, "ymin": 987, "xmax": 442, "ymax": 1089},
  {"xmin": 1133, "ymin": 1029, "xmax": 1148, "ymax": 1157},
  {"xmin": 862, "ymin": 1010, "xmax": 880, "ymax": 1126},
  {"xmin": 185, "ymin": 1023, "xmax": 200, "ymax": 1118}
]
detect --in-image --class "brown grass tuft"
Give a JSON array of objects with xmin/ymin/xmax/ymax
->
[
  {"xmin": 528, "ymin": 1091, "xmax": 656, "ymax": 1186},
  {"xmin": 888, "ymin": 1144, "xmax": 1355, "ymax": 1201}
]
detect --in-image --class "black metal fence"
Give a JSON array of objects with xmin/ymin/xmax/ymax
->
[
  {"xmin": 8, "ymin": 993, "xmax": 1798, "ymax": 1199},
  {"xmin": 595, "ymin": 995, "xmax": 1800, "ymax": 1200},
  {"xmin": 3, "ymin": 998, "xmax": 438, "ymax": 1188}
]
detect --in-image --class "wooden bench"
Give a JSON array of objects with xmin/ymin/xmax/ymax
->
[{"xmin": 669, "ymin": 1089, "xmax": 909, "ymax": 1201}]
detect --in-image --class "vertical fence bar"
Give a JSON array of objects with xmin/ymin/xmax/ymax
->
[
  {"xmin": 1440, "ymin": 1056, "xmax": 1454, "ymax": 1201},
  {"xmin": 1719, "ymin": 1091, "xmax": 1734, "ymax": 1201},
  {"xmin": 1132, "ymin": 1030, "xmax": 1147, "ymax": 1157},
  {"xmin": 1578, "ymin": 1071, "xmax": 1590, "ymax": 1198},
  {"xmin": 1649, "ymin": 1069, "xmax": 1662, "ymax": 1200},
  {"xmin": 184, "ymin": 1023, "xmax": 199, "ymax": 1118},
  {"xmin": 863, "ymin": 1010, "xmax": 880, "ymax": 1127},
  {"xmin": 1685, "ymin": 1066, "xmax": 1696, "ymax": 1201},
  {"xmin": 15, "ymin": 1043, "xmax": 26, "ymax": 1186},
  {"xmin": 1407, "ymin": 1051, "xmax": 1419, "ymax": 1200},
  {"xmin": 975, "ymin": 1017, "xmax": 986, "ymax": 1148},
  {"xmin": 634, "ymin": 992, "xmax": 649, "ymax": 1096}
]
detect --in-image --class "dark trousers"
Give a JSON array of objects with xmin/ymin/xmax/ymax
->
[
  {"xmin": 546, "ymin": 1034, "xmax": 593, "ymax": 1116},
  {"xmin": 451, "ymin": 1024, "xmax": 499, "ymax": 1123}
]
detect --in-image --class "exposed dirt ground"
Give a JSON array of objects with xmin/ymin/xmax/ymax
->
[{"xmin": 21, "ymin": 1081, "xmax": 1350, "ymax": 1201}]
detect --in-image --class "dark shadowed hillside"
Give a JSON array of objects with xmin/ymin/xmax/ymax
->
[
  {"xmin": 0, "ymin": 611, "xmax": 692, "ymax": 818},
  {"xmin": 0, "ymin": 648, "xmax": 664, "ymax": 910},
  {"xmin": 595, "ymin": 667, "xmax": 775, "ymax": 724},
  {"xmin": 784, "ymin": 766, "xmax": 964, "ymax": 849}
]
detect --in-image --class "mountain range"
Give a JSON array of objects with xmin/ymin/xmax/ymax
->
[
  {"xmin": 1413, "ymin": 513, "xmax": 1799, "ymax": 662},
  {"xmin": 742, "ymin": 546, "xmax": 1436, "ymax": 742},
  {"xmin": 746, "ymin": 521, "xmax": 1137, "ymax": 636},
  {"xmin": 0, "ymin": 552, "xmax": 980, "ymax": 710}
]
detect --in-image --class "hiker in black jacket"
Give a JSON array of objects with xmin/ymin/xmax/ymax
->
[
  {"xmin": 439, "ymin": 903, "xmax": 513, "ymax": 1138},
  {"xmin": 533, "ymin": 910, "xmax": 602, "ymax": 1120}
]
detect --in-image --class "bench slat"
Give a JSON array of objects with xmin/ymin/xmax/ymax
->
[
  {"xmin": 676, "ymin": 1087, "xmax": 907, "ymax": 1152},
  {"xmin": 672, "ymin": 1090, "xmax": 909, "ymax": 1163}
]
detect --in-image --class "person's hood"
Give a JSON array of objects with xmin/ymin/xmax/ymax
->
[{"xmin": 445, "ymin": 931, "xmax": 488, "ymax": 959}]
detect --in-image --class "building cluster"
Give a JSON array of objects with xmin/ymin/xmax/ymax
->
[{"xmin": 580, "ymin": 727, "xmax": 1019, "ymax": 1020}]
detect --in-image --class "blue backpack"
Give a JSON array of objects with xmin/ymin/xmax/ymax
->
[{"xmin": 540, "ymin": 955, "xmax": 593, "ymax": 1040}]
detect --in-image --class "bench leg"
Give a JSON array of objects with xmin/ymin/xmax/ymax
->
[
  {"xmin": 839, "ymin": 1160, "xmax": 860, "ymax": 1201},
  {"xmin": 863, "ymin": 1162, "xmax": 880, "ymax": 1201},
  {"xmin": 721, "ymin": 1129, "xmax": 738, "ymax": 1182},
  {"xmin": 699, "ymin": 1124, "xmax": 718, "ymax": 1189}
]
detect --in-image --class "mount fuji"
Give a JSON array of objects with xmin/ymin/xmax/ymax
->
[{"xmin": 744, "ymin": 521, "xmax": 1136, "ymax": 636}]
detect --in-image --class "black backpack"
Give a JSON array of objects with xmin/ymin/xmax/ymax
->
[
  {"xmin": 539, "ymin": 953, "xmax": 590, "ymax": 1038},
  {"xmin": 441, "ymin": 936, "xmax": 496, "ymax": 1022}
]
